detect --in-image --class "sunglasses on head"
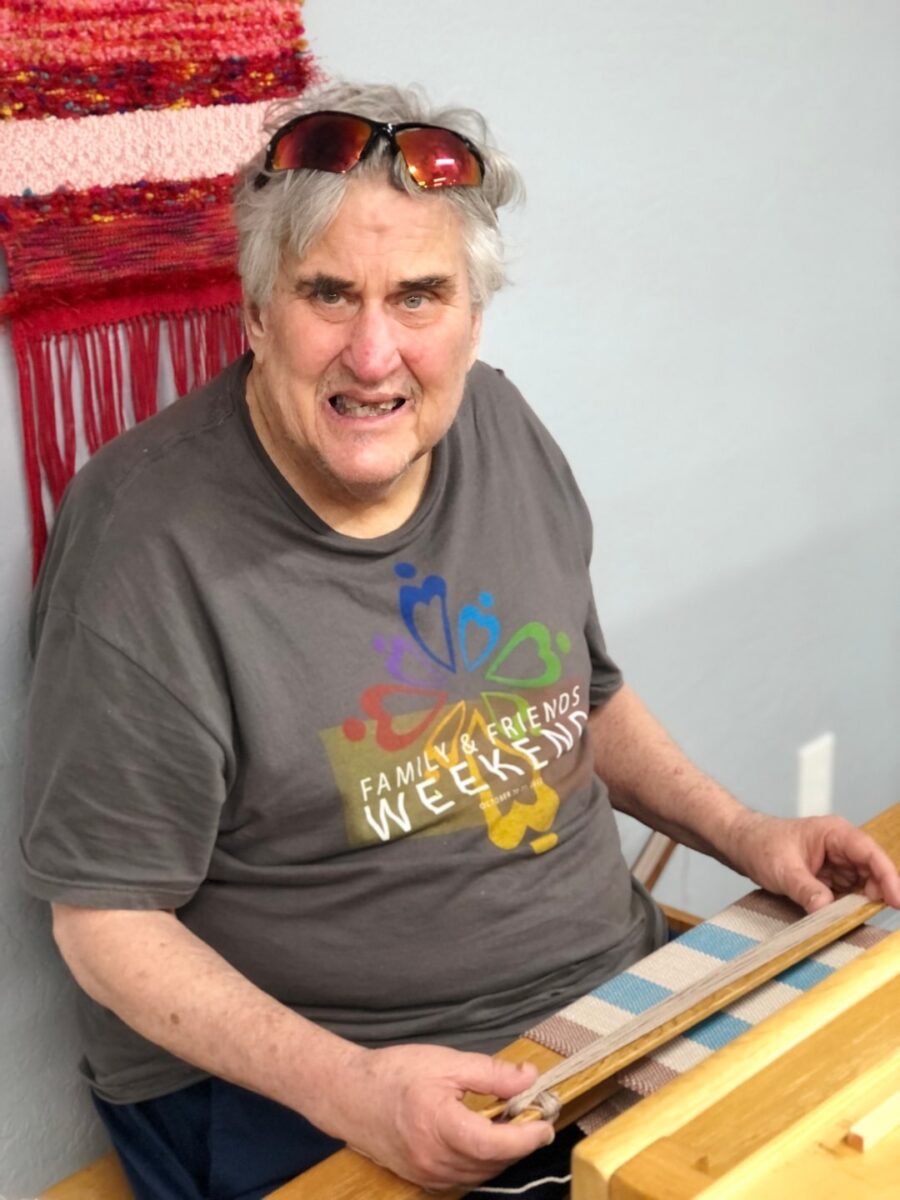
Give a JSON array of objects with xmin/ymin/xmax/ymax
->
[{"xmin": 253, "ymin": 110, "xmax": 486, "ymax": 191}]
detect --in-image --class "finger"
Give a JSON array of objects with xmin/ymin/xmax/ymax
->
[
  {"xmin": 452, "ymin": 1054, "xmax": 538, "ymax": 1100},
  {"xmin": 864, "ymin": 877, "xmax": 883, "ymax": 902},
  {"xmin": 417, "ymin": 1106, "xmax": 554, "ymax": 1190},
  {"xmin": 444, "ymin": 1103, "xmax": 555, "ymax": 1164},
  {"xmin": 422, "ymin": 1132, "xmax": 554, "ymax": 1191},
  {"xmin": 782, "ymin": 862, "xmax": 834, "ymax": 913},
  {"xmin": 825, "ymin": 830, "xmax": 900, "ymax": 907},
  {"xmin": 818, "ymin": 870, "xmax": 863, "ymax": 897},
  {"xmin": 860, "ymin": 848, "xmax": 900, "ymax": 907},
  {"xmin": 824, "ymin": 866, "xmax": 862, "ymax": 888}
]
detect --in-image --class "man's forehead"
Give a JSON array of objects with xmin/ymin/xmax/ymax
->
[{"xmin": 292, "ymin": 179, "xmax": 466, "ymax": 270}]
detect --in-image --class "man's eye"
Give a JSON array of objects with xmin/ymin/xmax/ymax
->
[
  {"xmin": 317, "ymin": 291, "xmax": 344, "ymax": 306},
  {"xmin": 402, "ymin": 293, "xmax": 427, "ymax": 310}
]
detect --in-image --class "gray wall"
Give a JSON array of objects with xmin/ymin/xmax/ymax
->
[{"xmin": 2, "ymin": 2, "xmax": 898, "ymax": 1191}]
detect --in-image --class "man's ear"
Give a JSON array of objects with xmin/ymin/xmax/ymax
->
[
  {"xmin": 243, "ymin": 299, "xmax": 267, "ymax": 355},
  {"xmin": 467, "ymin": 307, "xmax": 483, "ymax": 369}
]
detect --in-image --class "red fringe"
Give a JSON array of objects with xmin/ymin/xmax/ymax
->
[
  {"xmin": 128, "ymin": 318, "xmax": 162, "ymax": 425},
  {"xmin": 73, "ymin": 329, "xmax": 101, "ymax": 457},
  {"xmin": 13, "ymin": 333, "xmax": 47, "ymax": 575},
  {"xmin": 12, "ymin": 304, "xmax": 246, "ymax": 581}
]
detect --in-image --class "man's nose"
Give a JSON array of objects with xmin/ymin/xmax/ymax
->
[{"xmin": 341, "ymin": 305, "xmax": 403, "ymax": 383}]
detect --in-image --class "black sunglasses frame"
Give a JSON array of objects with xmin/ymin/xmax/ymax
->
[{"xmin": 253, "ymin": 111, "xmax": 486, "ymax": 191}]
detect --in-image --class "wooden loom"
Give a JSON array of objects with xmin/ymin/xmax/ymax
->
[{"xmin": 269, "ymin": 803, "xmax": 900, "ymax": 1200}]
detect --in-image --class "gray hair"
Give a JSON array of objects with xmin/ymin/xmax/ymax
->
[{"xmin": 234, "ymin": 81, "xmax": 524, "ymax": 309}]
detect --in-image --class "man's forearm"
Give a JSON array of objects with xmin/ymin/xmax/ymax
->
[
  {"xmin": 590, "ymin": 685, "xmax": 900, "ymax": 914},
  {"xmin": 51, "ymin": 904, "xmax": 553, "ymax": 1187},
  {"xmin": 51, "ymin": 904, "xmax": 362, "ymax": 1137},
  {"xmin": 589, "ymin": 684, "xmax": 751, "ymax": 869}
]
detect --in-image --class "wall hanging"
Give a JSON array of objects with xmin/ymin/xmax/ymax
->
[{"xmin": 0, "ymin": 1, "xmax": 318, "ymax": 574}]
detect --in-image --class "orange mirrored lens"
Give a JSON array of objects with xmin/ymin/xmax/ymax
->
[
  {"xmin": 394, "ymin": 127, "xmax": 483, "ymax": 188},
  {"xmin": 270, "ymin": 114, "xmax": 373, "ymax": 174}
]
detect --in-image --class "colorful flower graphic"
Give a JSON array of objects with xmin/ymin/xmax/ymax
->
[{"xmin": 321, "ymin": 563, "xmax": 589, "ymax": 855}]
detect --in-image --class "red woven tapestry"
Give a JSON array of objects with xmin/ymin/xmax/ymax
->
[{"xmin": 0, "ymin": 1, "xmax": 319, "ymax": 575}]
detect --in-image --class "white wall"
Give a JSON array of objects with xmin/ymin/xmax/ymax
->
[{"xmin": 2, "ymin": 2, "xmax": 898, "ymax": 1190}]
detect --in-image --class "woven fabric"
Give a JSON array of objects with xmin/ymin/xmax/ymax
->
[
  {"xmin": 3, "ymin": 177, "xmax": 239, "ymax": 314},
  {"xmin": 0, "ymin": 1, "xmax": 315, "ymax": 120},
  {"xmin": 0, "ymin": 1, "xmax": 318, "ymax": 575},
  {"xmin": 0, "ymin": 100, "xmax": 276, "ymax": 193},
  {"xmin": 524, "ymin": 890, "xmax": 888, "ymax": 1134}
]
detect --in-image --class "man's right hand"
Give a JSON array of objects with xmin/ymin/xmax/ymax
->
[{"xmin": 322, "ymin": 1043, "xmax": 555, "ymax": 1190}]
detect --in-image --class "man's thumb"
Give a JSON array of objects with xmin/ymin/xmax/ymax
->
[
  {"xmin": 482, "ymin": 1065, "xmax": 540, "ymax": 1099},
  {"xmin": 785, "ymin": 865, "xmax": 834, "ymax": 913}
]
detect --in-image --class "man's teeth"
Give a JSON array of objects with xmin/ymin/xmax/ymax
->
[{"xmin": 331, "ymin": 395, "xmax": 404, "ymax": 417}]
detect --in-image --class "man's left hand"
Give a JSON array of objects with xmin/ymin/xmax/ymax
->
[{"xmin": 724, "ymin": 812, "xmax": 900, "ymax": 913}]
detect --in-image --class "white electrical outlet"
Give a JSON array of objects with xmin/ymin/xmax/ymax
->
[{"xmin": 797, "ymin": 732, "xmax": 835, "ymax": 817}]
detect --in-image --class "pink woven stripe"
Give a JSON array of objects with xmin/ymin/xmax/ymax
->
[
  {"xmin": 527, "ymin": 1015, "xmax": 600, "ymax": 1059},
  {"xmin": 616, "ymin": 1059, "xmax": 679, "ymax": 1098},
  {"xmin": 843, "ymin": 925, "xmax": 888, "ymax": 949},
  {"xmin": 0, "ymin": 101, "xmax": 270, "ymax": 194},
  {"xmin": 733, "ymin": 891, "xmax": 805, "ymax": 922},
  {"xmin": 577, "ymin": 1091, "xmax": 639, "ymax": 1136}
]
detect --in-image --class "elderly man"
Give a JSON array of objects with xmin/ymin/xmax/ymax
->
[{"xmin": 22, "ymin": 82, "xmax": 900, "ymax": 1200}]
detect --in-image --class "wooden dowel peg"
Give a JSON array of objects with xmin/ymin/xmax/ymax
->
[{"xmin": 844, "ymin": 1089, "xmax": 900, "ymax": 1152}]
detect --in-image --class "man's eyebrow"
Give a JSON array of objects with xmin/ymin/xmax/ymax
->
[
  {"xmin": 396, "ymin": 274, "xmax": 456, "ymax": 293},
  {"xmin": 293, "ymin": 272, "xmax": 354, "ymax": 295}
]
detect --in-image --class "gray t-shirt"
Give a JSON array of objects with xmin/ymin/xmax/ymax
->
[{"xmin": 21, "ymin": 355, "xmax": 664, "ymax": 1104}]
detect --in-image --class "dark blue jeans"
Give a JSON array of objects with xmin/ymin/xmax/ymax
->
[
  {"xmin": 93, "ymin": 1079, "xmax": 341, "ymax": 1200},
  {"xmin": 94, "ymin": 1076, "xmax": 581, "ymax": 1199}
]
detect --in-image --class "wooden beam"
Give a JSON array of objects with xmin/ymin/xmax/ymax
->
[
  {"xmin": 659, "ymin": 904, "xmax": 701, "ymax": 933},
  {"xmin": 495, "ymin": 890, "xmax": 876, "ymax": 1122},
  {"xmin": 39, "ymin": 1152, "xmax": 132, "ymax": 1200},
  {"xmin": 572, "ymin": 931, "xmax": 900, "ymax": 1199},
  {"xmin": 607, "ymin": 980, "xmax": 900, "ymax": 1198},
  {"xmin": 630, "ymin": 831, "xmax": 678, "ymax": 892}
]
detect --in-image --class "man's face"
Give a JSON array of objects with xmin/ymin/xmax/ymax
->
[{"xmin": 245, "ymin": 177, "xmax": 482, "ymax": 519}]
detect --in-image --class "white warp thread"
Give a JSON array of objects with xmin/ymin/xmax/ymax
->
[{"xmin": 470, "ymin": 1174, "xmax": 571, "ymax": 1195}]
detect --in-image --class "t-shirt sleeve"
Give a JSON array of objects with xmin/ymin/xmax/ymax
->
[
  {"xmin": 21, "ymin": 607, "xmax": 229, "ymax": 909},
  {"xmin": 480, "ymin": 365, "xmax": 624, "ymax": 710},
  {"xmin": 586, "ymin": 594, "xmax": 623, "ymax": 708}
]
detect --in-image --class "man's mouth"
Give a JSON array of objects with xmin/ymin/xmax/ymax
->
[{"xmin": 329, "ymin": 395, "xmax": 406, "ymax": 418}]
